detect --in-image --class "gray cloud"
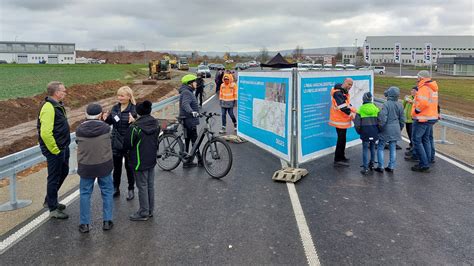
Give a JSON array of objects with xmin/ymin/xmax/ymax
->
[{"xmin": 0, "ymin": 0, "xmax": 472, "ymax": 52}]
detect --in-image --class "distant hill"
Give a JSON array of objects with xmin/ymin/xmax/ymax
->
[{"xmin": 159, "ymin": 47, "xmax": 356, "ymax": 57}]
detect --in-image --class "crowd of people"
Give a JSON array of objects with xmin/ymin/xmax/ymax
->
[
  {"xmin": 330, "ymin": 70, "xmax": 439, "ymax": 175},
  {"xmin": 37, "ymin": 68, "xmax": 438, "ymax": 233}
]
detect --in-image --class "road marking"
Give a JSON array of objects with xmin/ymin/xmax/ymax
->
[
  {"xmin": 280, "ymin": 159, "xmax": 320, "ymax": 266},
  {"xmin": 287, "ymin": 183, "xmax": 321, "ymax": 266},
  {"xmin": 402, "ymin": 137, "xmax": 473, "ymax": 174},
  {"xmin": 203, "ymin": 94, "xmax": 216, "ymax": 106},
  {"xmin": 0, "ymin": 189, "xmax": 80, "ymax": 255}
]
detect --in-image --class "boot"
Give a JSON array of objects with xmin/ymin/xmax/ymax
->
[
  {"xmin": 126, "ymin": 189, "xmax": 134, "ymax": 201},
  {"xmin": 113, "ymin": 187, "xmax": 120, "ymax": 198},
  {"xmin": 196, "ymin": 151, "xmax": 204, "ymax": 167}
]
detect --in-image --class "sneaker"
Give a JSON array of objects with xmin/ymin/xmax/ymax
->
[
  {"xmin": 50, "ymin": 209, "xmax": 69, "ymax": 219},
  {"xmin": 219, "ymin": 127, "xmax": 226, "ymax": 134},
  {"xmin": 384, "ymin": 167, "xmax": 394, "ymax": 173},
  {"xmin": 368, "ymin": 161, "xmax": 375, "ymax": 171},
  {"xmin": 126, "ymin": 190, "xmax": 134, "ymax": 201},
  {"xmin": 197, "ymin": 160, "xmax": 204, "ymax": 167},
  {"xmin": 360, "ymin": 168, "xmax": 370, "ymax": 175},
  {"xmin": 404, "ymin": 156, "xmax": 419, "ymax": 162},
  {"xmin": 183, "ymin": 162, "xmax": 197, "ymax": 168},
  {"xmin": 43, "ymin": 202, "xmax": 66, "ymax": 210},
  {"xmin": 334, "ymin": 161, "xmax": 349, "ymax": 167},
  {"xmin": 103, "ymin": 221, "xmax": 114, "ymax": 231},
  {"xmin": 129, "ymin": 213, "xmax": 149, "ymax": 221},
  {"xmin": 78, "ymin": 224, "xmax": 90, "ymax": 233},
  {"xmin": 411, "ymin": 165, "xmax": 430, "ymax": 172},
  {"xmin": 342, "ymin": 158, "xmax": 350, "ymax": 162},
  {"xmin": 404, "ymin": 151, "xmax": 412, "ymax": 156},
  {"xmin": 149, "ymin": 213, "xmax": 154, "ymax": 218},
  {"xmin": 374, "ymin": 167, "xmax": 384, "ymax": 173}
]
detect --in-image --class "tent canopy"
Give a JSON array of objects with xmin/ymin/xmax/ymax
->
[{"xmin": 260, "ymin": 53, "xmax": 297, "ymax": 68}]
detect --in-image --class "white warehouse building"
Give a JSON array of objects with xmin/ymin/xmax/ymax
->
[
  {"xmin": 0, "ymin": 41, "xmax": 75, "ymax": 64},
  {"xmin": 364, "ymin": 36, "xmax": 474, "ymax": 66}
]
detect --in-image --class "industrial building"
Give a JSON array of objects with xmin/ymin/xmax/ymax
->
[
  {"xmin": 364, "ymin": 36, "xmax": 474, "ymax": 66},
  {"xmin": 437, "ymin": 57, "xmax": 474, "ymax": 76},
  {"xmin": 0, "ymin": 41, "xmax": 75, "ymax": 64}
]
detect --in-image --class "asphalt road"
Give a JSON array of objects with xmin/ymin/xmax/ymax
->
[{"xmin": 1, "ymin": 96, "xmax": 473, "ymax": 265}]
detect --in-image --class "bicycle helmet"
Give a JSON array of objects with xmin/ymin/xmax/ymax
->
[{"xmin": 181, "ymin": 74, "xmax": 197, "ymax": 85}]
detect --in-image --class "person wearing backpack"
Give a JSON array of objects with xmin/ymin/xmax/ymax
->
[
  {"xmin": 353, "ymin": 92, "xmax": 380, "ymax": 175},
  {"xmin": 123, "ymin": 100, "xmax": 159, "ymax": 221},
  {"xmin": 375, "ymin": 86, "xmax": 405, "ymax": 173}
]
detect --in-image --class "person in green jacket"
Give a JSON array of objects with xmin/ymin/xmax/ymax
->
[
  {"xmin": 402, "ymin": 86, "xmax": 417, "ymax": 150},
  {"xmin": 37, "ymin": 81, "xmax": 71, "ymax": 219}
]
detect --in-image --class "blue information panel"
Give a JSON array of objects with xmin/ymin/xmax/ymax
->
[
  {"xmin": 237, "ymin": 72, "xmax": 293, "ymax": 161},
  {"xmin": 298, "ymin": 71, "xmax": 373, "ymax": 163}
]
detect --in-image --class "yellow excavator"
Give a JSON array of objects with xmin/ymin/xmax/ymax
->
[
  {"xmin": 143, "ymin": 59, "xmax": 171, "ymax": 84},
  {"xmin": 164, "ymin": 55, "xmax": 178, "ymax": 69}
]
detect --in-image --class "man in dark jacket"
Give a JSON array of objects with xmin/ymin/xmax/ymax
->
[
  {"xmin": 37, "ymin": 81, "xmax": 71, "ymax": 219},
  {"xmin": 195, "ymin": 72, "xmax": 205, "ymax": 107},
  {"xmin": 124, "ymin": 101, "xmax": 159, "ymax": 221},
  {"xmin": 179, "ymin": 74, "xmax": 203, "ymax": 168},
  {"xmin": 215, "ymin": 68, "xmax": 224, "ymax": 94},
  {"xmin": 76, "ymin": 103, "xmax": 114, "ymax": 233}
]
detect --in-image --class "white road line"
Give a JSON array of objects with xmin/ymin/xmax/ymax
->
[
  {"xmin": 203, "ymin": 94, "xmax": 216, "ymax": 106},
  {"xmin": 280, "ymin": 159, "xmax": 320, "ymax": 266},
  {"xmin": 0, "ymin": 189, "xmax": 80, "ymax": 255},
  {"xmin": 401, "ymin": 137, "xmax": 473, "ymax": 174},
  {"xmin": 287, "ymin": 183, "xmax": 321, "ymax": 266}
]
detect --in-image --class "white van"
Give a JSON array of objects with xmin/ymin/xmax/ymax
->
[{"xmin": 369, "ymin": 66, "xmax": 386, "ymax": 74}]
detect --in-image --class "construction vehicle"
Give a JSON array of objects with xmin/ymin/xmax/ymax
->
[
  {"xmin": 178, "ymin": 57, "xmax": 189, "ymax": 70},
  {"xmin": 143, "ymin": 59, "xmax": 171, "ymax": 85},
  {"xmin": 164, "ymin": 55, "xmax": 178, "ymax": 69}
]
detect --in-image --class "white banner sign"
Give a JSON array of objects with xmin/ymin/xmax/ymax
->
[
  {"xmin": 394, "ymin": 43, "xmax": 401, "ymax": 63},
  {"xmin": 364, "ymin": 43, "xmax": 371, "ymax": 63},
  {"xmin": 436, "ymin": 50, "xmax": 441, "ymax": 60},
  {"xmin": 410, "ymin": 49, "xmax": 416, "ymax": 62},
  {"xmin": 424, "ymin": 43, "xmax": 432, "ymax": 63}
]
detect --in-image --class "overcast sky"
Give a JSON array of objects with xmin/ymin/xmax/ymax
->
[{"xmin": 0, "ymin": 0, "xmax": 472, "ymax": 52}]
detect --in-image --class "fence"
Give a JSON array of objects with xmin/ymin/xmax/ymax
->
[{"xmin": 0, "ymin": 82, "xmax": 214, "ymax": 212}]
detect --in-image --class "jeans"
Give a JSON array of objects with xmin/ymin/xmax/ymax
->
[
  {"xmin": 362, "ymin": 140, "xmax": 376, "ymax": 169},
  {"xmin": 45, "ymin": 148, "xmax": 70, "ymax": 211},
  {"xmin": 334, "ymin": 128, "xmax": 347, "ymax": 162},
  {"xmin": 378, "ymin": 139, "xmax": 397, "ymax": 169},
  {"xmin": 221, "ymin": 107, "xmax": 236, "ymax": 128},
  {"xmin": 429, "ymin": 124, "xmax": 435, "ymax": 162},
  {"xmin": 113, "ymin": 154, "xmax": 134, "ymax": 190},
  {"xmin": 413, "ymin": 120, "xmax": 435, "ymax": 168},
  {"xmin": 80, "ymin": 173, "xmax": 114, "ymax": 225},
  {"xmin": 135, "ymin": 168, "xmax": 155, "ymax": 217}
]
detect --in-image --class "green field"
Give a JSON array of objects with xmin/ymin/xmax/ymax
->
[
  {"xmin": 374, "ymin": 76, "xmax": 474, "ymax": 102},
  {"xmin": 0, "ymin": 64, "xmax": 148, "ymax": 100}
]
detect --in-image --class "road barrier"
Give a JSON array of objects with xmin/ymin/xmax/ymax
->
[
  {"xmin": 0, "ymin": 82, "xmax": 214, "ymax": 212},
  {"xmin": 374, "ymin": 97, "xmax": 474, "ymax": 144}
]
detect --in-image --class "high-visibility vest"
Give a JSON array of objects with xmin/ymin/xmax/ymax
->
[
  {"xmin": 411, "ymin": 79, "xmax": 439, "ymax": 122},
  {"xmin": 329, "ymin": 88, "xmax": 354, "ymax": 129},
  {"xmin": 219, "ymin": 82, "xmax": 237, "ymax": 102}
]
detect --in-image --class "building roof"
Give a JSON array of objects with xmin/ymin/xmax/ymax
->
[
  {"xmin": 260, "ymin": 53, "xmax": 297, "ymax": 68},
  {"xmin": 0, "ymin": 41, "xmax": 75, "ymax": 46},
  {"xmin": 365, "ymin": 36, "xmax": 474, "ymax": 48}
]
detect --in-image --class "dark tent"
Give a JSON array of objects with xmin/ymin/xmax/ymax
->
[{"xmin": 260, "ymin": 53, "xmax": 297, "ymax": 68}]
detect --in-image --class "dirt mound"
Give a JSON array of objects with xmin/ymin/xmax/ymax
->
[
  {"xmin": 0, "ymin": 81, "xmax": 123, "ymax": 130},
  {"xmin": 76, "ymin": 50, "xmax": 167, "ymax": 64}
]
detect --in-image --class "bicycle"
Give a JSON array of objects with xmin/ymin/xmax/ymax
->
[{"xmin": 156, "ymin": 112, "xmax": 233, "ymax": 179}]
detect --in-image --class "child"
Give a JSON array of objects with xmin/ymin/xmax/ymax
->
[
  {"xmin": 354, "ymin": 92, "xmax": 380, "ymax": 175},
  {"xmin": 124, "ymin": 100, "xmax": 159, "ymax": 221},
  {"xmin": 375, "ymin": 87, "xmax": 405, "ymax": 173}
]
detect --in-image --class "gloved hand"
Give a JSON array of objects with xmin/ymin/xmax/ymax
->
[
  {"xmin": 192, "ymin": 111, "xmax": 199, "ymax": 118},
  {"xmin": 415, "ymin": 109, "xmax": 421, "ymax": 114}
]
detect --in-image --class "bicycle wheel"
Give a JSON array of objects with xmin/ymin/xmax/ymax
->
[
  {"xmin": 157, "ymin": 133, "xmax": 183, "ymax": 171},
  {"xmin": 202, "ymin": 138, "xmax": 233, "ymax": 179}
]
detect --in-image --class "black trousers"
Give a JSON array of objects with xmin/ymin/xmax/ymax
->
[
  {"xmin": 113, "ymin": 153, "xmax": 134, "ymax": 190},
  {"xmin": 334, "ymin": 128, "xmax": 347, "ymax": 162},
  {"xmin": 45, "ymin": 148, "xmax": 70, "ymax": 211},
  {"xmin": 405, "ymin": 123, "xmax": 413, "ymax": 147},
  {"xmin": 195, "ymin": 89, "xmax": 204, "ymax": 106},
  {"xmin": 184, "ymin": 126, "xmax": 202, "ymax": 162}
]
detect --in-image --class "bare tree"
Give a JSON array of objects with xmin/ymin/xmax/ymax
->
[
  {"xmin": 258, "ymin": 47, "xmax": 269, "ymax": 63},
  {"xmin": 293, "ymin": 45, "xmax": 304, "ymax": 61}
]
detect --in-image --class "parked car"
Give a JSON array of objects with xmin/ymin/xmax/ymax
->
[
  {"xmin": 214, "ymin": 64, "xmax": 225, "ymax": 70},
  {"xmin": 344, "ymin": 64, "xmax": 356, "ymax": 70},
  {"xmin": 370, "ymin": 66, "xmax": 386, "ymax": 74},
  {"xmin": 0, "ymin": 60, "xmax": 7, "ymax": 64},
  {"xmin": 208, "ymin": 63, "xmax": 217, "ymax": 70},
  {"xmin": 334, "ymin": 64, "xmax": 345, "ymax": 71},
  {"xmin": 247, "ymin": 60, "xmax": 259, "ymax": 67},
  {"xmin": 235, "ymin": 63, "xmax": 248, "ymax": 70},
  {"xmin": 196, "ymin": 65, "xmax": 211, "ymax": 78},
  {"xmin": 323, "ymin": 64, "xmax": 333, "ymax": 71}
]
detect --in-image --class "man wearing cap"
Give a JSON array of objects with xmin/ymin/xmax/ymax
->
[
  {"xmin": 411, "ymin": 70, "xmax": 439, "ymax": 172},
  {"xmin": 76, "ymin": 103, "xmax": 114, "ymax": 233},
  {"xmin": 37, "ymin": 81, "xmax": 71, "ymax": 219}
]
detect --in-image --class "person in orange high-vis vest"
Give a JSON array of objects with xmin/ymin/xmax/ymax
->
[
  {"xmin": 329, "ymin": 78, "xmax": 357, "ymax": 166},
  {"xmin": 219, "ymin": 73, "xmax": 238, "ymax": 134},
  {"xmin": 410, "ymin": 70, "xmax": 439, "ymax": 173}
]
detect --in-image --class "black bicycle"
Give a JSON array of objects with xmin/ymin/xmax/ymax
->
[{"xmin": 156, "ymin": 112, "xmax": 233, "ymax": 179}]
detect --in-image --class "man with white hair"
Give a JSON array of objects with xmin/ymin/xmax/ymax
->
[{"xmin": 410, "ymin": 70, "xmax": 439, "ymax": 173}]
